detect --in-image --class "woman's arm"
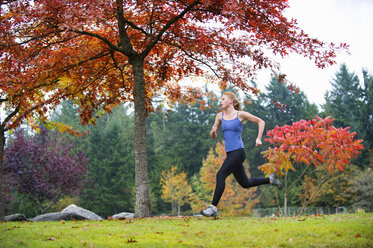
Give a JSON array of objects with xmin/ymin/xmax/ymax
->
[
  {"xmin": 239, "ymin": 111, "xmax": 265, "ymax": 146},
  {"xmin": 210, "ymin": 112, "xmax": 222, "ymax": 139}
]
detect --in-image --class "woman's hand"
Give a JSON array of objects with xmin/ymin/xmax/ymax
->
[
  {"xmin": 255, "ymin": 138, "xmax": 262, "ymax": 147},
  {"xmin": 210, "ymin": 126, "xmax": 218, "ymax": 139}
]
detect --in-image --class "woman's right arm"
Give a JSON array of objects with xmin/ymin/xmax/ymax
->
[{"xmin": 210, "ymin": 112, "xmax": 222, "ymax": 139}]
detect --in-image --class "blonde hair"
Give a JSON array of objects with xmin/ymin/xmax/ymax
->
[{"xmin": 223, "ymin": 91, "xmax": 241, "ymax": 111}]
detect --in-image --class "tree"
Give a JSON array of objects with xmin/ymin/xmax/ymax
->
[
  {"xmin": 160, "ymin": 166, "xmax": 194, "ymax": 216},
  {"xmin": 146, "ymin": 97, "xmax": 218, "ymax": 213},
  {"xmin": 353, "ymin": 166, "xmax": 373, "ymax": 212},
  {"xmin": 323, "ymin": 64, "xmax": 372, "ymax": 167},
  {"xmin": 260, "ymin": 116, "xmax": 364, "ymax": 215},
  {"xmin": 1, "ymin": 0, "xmax": 345, "ymax": 217},
  {"xmin": 78, "ymin": 107, "xmax": 135, "ymax": 217},
  {"xmin": 51, "ymin": 102, "xmax": 136, "ymax": 217},
  {"xmin": 359, "ymin": 70, "xmax": 373, "ymax": 165},
  {"xmin": 324, "ymin": 64, "xmax": 362, "ymax": 132},
  {"xmin": 199, "ymin": 141, "xmax": 259, "ymax": 216},
  {"xmin": 3, "ymin": 126, "xmax": 88, "ymax": 216},
  {"xmin": 0, "ymin": 2, "xmax": 91, "ymax": 220},
  {"xmin": 301, "ymin": 165, "xmax": 358, "ymax": 211},
  {"xmin": 148, "ymin": 98, "xmax": 218, "ymax": 176}
]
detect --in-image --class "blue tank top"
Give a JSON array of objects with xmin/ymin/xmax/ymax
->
[{"xmin": 222, "ymin": 112, "xmax": 244, "ymax": 152}]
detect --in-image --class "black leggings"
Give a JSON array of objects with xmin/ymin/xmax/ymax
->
[{"xmin": 211, "ymin": 148, "xmax": 270, "ymax": 206}]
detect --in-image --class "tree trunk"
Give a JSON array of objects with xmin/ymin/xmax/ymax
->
[
  {"xmin": 172, "ymin": 200, "xmax": 176, "ymax": 215},
  {"xmin": 131, "ymin": 58, "xmax": 151, "ymax": 217},
  {"xmin": 0, "ymin": 129, "xmax": 5, "ymax": 221},
  {"xmin": 283, "ymin": 172, "xmax": 288, "ymax": 216}
]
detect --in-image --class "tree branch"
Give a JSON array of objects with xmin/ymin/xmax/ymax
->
[
  {"xmin": 72, "ymin": 29, "xmax": 127, "ymax": 55},
  {"xmin": 142, "ymin": 0, "xmax": 201, "ymax": 56},
  {"xmin": 2, "ymin": 103, "xmax": 20, "ymax": 130},
  {"xmin": 300, "ymin": 175, "xmax": 331, "ymax": 215},
  {"xmin": 115, "ymin": 0, "xmax": 137, "ymax": 57},
  {"xmin": 288, "ymin": 164, "xmax": 309, "ymax": 192},
  {"xmin": 166, "ymin": 41, "xmax": 220, "ymax": 78}
]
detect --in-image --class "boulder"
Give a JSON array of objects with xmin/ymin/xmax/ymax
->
[
  {"xmin": 4, "ymin": 213, "xmax": 27, "ymax": 222},
  {"xmin": 111, "ymin": 212, "xmax": 134, "ymax": 219},
  {"xmin": 30, "ymin": 211, "xmax": 91, "ymax": 222},
  {"xmin": 61, "ymin": 204, "xmax": 102, "ymax": 221},
  {"xmin": 30, "ymin": 212, "xmax": 62, "ymax": 222}
]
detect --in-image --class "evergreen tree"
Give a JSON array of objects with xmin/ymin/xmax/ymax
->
[
  {"xmin": 324, "ymin": 64, "xmax": 362, "ymax": 133},
  {"xmin": 262, "ymin": 77, "xmax": 319, "ymax": 128},
  {"xmin": 146, "ymin": 96, "xmax": 219, "ymax": 213},
  {"xmin": 79, "ymin": 106, "xmax": 135, "ymax": 217},
  {"xmin": 52, "ymin": 102, "xmax": 135, "ymax": 217},
  {"xmin": 360, "ymin": 70, "xmax": 373, "ymax": 160},
  {"xmin": 323, "ymin": 64, "xmax": 372, "ymax": 167}
]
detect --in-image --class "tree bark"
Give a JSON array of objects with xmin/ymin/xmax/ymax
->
[
  {"xmin": 284, "ymin": 172, "xmax": 288, "ymax": 216},
  {"xmin": 0, "ymin": 129, "xmax": 5, "ymax": 221},
  {"xmin": 131, "ymin": 57, "xmax": 151, "ymax": 217}
]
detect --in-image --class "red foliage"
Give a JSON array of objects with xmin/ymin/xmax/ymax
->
[
  {"xmin": 0, "ymin": 0, "xmax": 347, "ymax": 129},
  {"xmin": 260, "ymin": 116, "xmax": 364, "ymax": 174}
]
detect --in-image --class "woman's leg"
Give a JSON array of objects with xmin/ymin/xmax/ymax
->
[
  {"xmin": 211, "ymin": 149, "xmax": 246, "ymax": 206},
  {"xmin": 233, "ymin": 164, "xmax": 269, "ymax": 188}
]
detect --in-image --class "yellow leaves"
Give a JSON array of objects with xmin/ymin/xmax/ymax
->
[
  {"xmin": 260, "ymin": 148, "xmax": 294, "ymax": 175},
  {"xmin": 58, "ymin": 76, "xmax": 73, "ymax": 89},
  {"xmin": 160, "ymin": 166, "xmax": 194, "ymax": 208}
]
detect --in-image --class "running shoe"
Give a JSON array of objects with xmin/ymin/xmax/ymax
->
[
  {"xmin": 269, "ymin": 173, "xmax": 283, "ymax": 190},
  {"xmin": 200, "ymin": 205, "xmax": 218, "ymax": 217}
]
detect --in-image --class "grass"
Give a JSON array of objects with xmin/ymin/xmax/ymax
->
[{"xmin": 1, "ymin": 213, "xmax": 372, "ymax": 248}]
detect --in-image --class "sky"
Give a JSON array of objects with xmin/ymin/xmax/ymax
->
[{"xmin": 255, "ymin": 0, "xmax": 373, "ymax": 107}]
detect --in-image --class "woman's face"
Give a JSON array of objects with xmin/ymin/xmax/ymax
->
[{"xmin": 220, "ymin": 95, "xmax": 233, "ymax": 109}]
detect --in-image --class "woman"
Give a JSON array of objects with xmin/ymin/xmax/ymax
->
[{"xmin": 201, "ymin": 91, "xmax": 282, "ymax": 217}]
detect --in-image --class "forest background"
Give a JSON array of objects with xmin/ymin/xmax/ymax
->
[{"xmin": 3, "ymin": 63, "xmax": 373, "ymax": 218}]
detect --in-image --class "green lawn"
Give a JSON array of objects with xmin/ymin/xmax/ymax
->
[{"xmin": 1, "ymin": 213, "xmax": 372, "ymax": 248}]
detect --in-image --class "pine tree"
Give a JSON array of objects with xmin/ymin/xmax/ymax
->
[
  {"xmin": 324, "ymin": 64, "xmax": 372, "ymax": 167},
  {"xmin": 325, "ymin": 64, "xmax": 362, "ymax": 133},
  {"xmin": 79, "ymin": 107, "xmax": 135, "ymax": 217}
]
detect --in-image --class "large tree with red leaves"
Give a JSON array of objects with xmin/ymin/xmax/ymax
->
[{"xmin": 1, "ymin": 0, "xmax": 346, "ymax": 218}]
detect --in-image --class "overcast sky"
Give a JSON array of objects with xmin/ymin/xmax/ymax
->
[{"xmin": 255, "ymin": 0, "xmax": 373, "ymax": 106}]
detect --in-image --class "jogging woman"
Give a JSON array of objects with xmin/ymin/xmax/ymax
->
[{"xmin": 201, "ymin": 91, "xmax": 282, "ymax": 217}]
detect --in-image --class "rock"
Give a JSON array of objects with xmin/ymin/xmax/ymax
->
[
  {"xmin": 57, "ymin": 212, "xmax": 88, "ymax": 221},
  {"xmin": 30, "ymin": 212, "xmax": 89, "ymax": 222},
  {"xmin": 61, "ymin": 204, "xmax": 102, "ymax": 221},
  {"xmin": 111, "ymin": 212, "xmax": 134, "ymax": 219},
  {"xmin": 4, "ymin": 213, "xmax": 27, "ymax": 222},
  {"xmin": 30, "ymin": 212, "xmax": 62, "ymax": 222}
]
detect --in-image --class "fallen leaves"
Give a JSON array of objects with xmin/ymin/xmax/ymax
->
[
  {"xmin": 122, "ymin": 233, "xmax": 138, "ymax": 243},
  {"xmin": 125, "ymin": 237, "xmax": 137, "ymax": 243}
]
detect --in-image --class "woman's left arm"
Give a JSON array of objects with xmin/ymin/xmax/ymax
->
[{"xmin": 239, "ymin": 111, "xmax": 265, "ymax": 147}]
